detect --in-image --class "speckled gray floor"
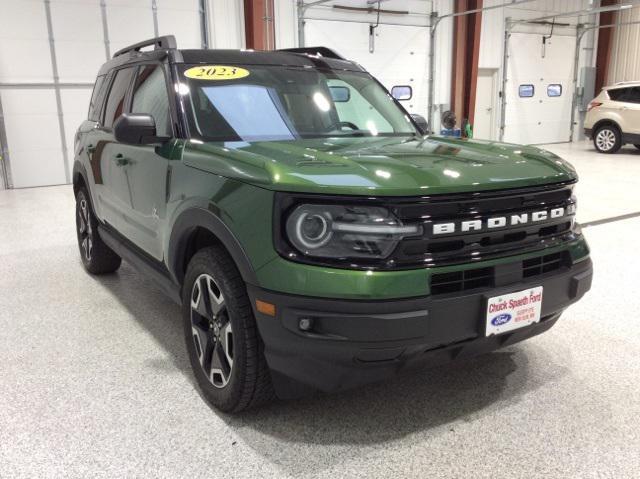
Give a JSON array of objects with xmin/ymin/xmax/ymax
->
[{"xmin": 1, "ymin": 141, "xmax": 639, "ymax": 478}]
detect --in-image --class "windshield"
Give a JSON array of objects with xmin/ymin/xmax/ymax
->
[{"xmin": 179, "ymin": 64, "xmax": 417, "ymax": 142}]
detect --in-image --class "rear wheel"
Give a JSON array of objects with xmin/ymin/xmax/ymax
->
[
  {"xmin": 593, "ymin": 125, "xmax": 622, "ymax": 154},
  {"xmin": 182, "ymin": 246, "xmax": 274, "ymax": 412},
  {"xmin": 75, "ymin": 188, "xmax": 121, "ymax": 274}
]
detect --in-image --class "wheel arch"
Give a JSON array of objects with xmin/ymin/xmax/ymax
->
[
  {"xmin": 168, "ymin": 207, "xmax": 258, "ymax": 290},
  {"xmin": 592, "ymin": 118, "xmax": 622, "ymax": 135},
  {"xmin": 72, "ymin": 161, "xmax": 89, "ymax": 196}
]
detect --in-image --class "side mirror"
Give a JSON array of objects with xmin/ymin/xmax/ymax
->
[
  {"xmin": 411, "ymin": 114, "xmax": 429, "ymax": 135},
  {"xmin": 114, "ymin": 113, "xmax": 165, "ymax": 145}
]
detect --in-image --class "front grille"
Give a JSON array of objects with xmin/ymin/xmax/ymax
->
[
  {"xmin": 523, "ymin": 251, "xmax": 570, "ymax": 277},
  {"xmin": 430, "ymin": 251, "xmax": 571, "ymax": 295},
  {"xmin": 431, "ymin": 267, "xmax": 494, "ymax": 295},
  {"xmin": 389, "ymin": 181, "xmax": 578, "ymax": 268}
]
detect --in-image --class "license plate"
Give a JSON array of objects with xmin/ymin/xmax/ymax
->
[{"xmin": 485, "ymin": 286, "xmax": 543, "ymax": 336}]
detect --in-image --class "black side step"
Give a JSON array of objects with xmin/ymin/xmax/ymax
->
[{"xmin": 98, "ymin": 225, "xmax": 182, "ymax": 305}]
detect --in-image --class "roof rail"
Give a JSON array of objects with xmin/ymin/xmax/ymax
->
[
  {"xmin": 113, "ymin": 35, "xmax": 177, "ymax": 58},
  {"xmin": 277, "ymin": 47, "xmax": 346, "ymax": 60}
]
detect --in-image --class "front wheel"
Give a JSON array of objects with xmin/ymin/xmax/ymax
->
[
  {"xmin": 593, "ymin": 125, "xmax": 622, "ymax": 154},
  {"xmin": 75, "ymin": 188, "xmax": 121, "ymax": 274},
  {"xmin": 182, "ymin": 246, "xmax": 274, "ymax": 412}
]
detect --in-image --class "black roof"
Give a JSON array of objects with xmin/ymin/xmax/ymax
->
[
  {"xmin": 179, "ymin": 49, "xmax": 364, "ymax": 72},
  {"xmin": 97, "ymin": 35, "xmax": 365, "ymax": 76}
]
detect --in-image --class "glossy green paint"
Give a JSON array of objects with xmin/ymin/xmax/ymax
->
[
  {"xmin": 175, "ymin": 135, "xmax": 586, "ymax": 299},
  {"xmin": 182, "ymin": 135, "xmax": 577, "ymax": 196},
  {"xmin": 253, "ymin": 236, "xmax": 590, "ymax": 299}
]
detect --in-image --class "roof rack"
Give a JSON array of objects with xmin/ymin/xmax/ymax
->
[
  {"xmin": 113, "ymin": 35, "xmax": 177, "ymax": 58},
  {"xmin": 277, "ymin": 47, "xmax": 346, "ymax": 60}
]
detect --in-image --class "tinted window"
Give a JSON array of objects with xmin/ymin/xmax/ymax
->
[
  {"xmin": 607, "ymin": 87, "xmax": 631, "ymax": 102},
  {"xmin": 628, "ymin": 87, "xmax": 640, "ymax": 104},
  {"xmin": 547, "ymin": 84, "xmax": 562, "ymax": 97},
  {"xmin": 88, "ymin": 75, "xmax": 106, "ymax": 121},
  {"xmin": 183, "ymin": 65, "xmax": 416, "ymax": 142},
  {"xmin": 131, "ymin": 64, "xmax": 171, "ymax": 137},
  {"xmin": 103, "ymin": 67, "xmax": 136, "ymax": 129},
  {"xmin": 519, "ymin": 84, "xmax": 534, "ymax": 98}
]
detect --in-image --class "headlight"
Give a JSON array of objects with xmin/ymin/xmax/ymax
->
[{"xmin": 284, "ymin": 204, "xmax": 421, "ymax": 259}]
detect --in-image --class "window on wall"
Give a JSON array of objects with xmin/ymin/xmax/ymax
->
[
  {"xmin": 391, "ymin": 85, "xmax": 413, "ymax": 101},
  {"xmin": 547, "ymin": 84, "xmax": 562, "ymax": 97},
  {"xmin": 131, "ymin": 64, "xmax": 172, "ymax": 137},
  {"xmin": 519, "ymin": 84, "xmax": 535, "ymax": 98},
  {"xmin": 103, "ymin": 67, "xmax": 136, "ymax": 129}
]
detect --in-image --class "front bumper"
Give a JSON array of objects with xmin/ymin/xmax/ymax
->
[{"xmin": 249, "ymin": 257, "xmax": 593, "ymax": 398}]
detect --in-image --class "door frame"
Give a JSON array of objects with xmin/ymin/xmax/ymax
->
[{"xmin": 474, "ymin": 68, "xmax": 499, "ymax": 140}]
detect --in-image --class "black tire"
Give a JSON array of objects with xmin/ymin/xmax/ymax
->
[
  {"xmin": 182, "ymin": 246, "xmax": 274, "ymax": 413},
  {"xmin": 75, "ymin": 188, "xmax": 122, "ymax": 274},
  {"xmin": 634, "ymin": 144, "xmax": 640, "ymax": 150},
  {"xmin": 593, "ymin": 124, "xmax": 622, "ymax": 154}
]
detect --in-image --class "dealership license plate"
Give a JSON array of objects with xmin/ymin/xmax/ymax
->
[{"xmin": 485, "ymin": 286, "xmax": 543, "ymax": 336}]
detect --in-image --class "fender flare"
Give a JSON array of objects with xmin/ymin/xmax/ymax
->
[
  {"xmin": 592, "ymin": 118, "xmax": 622, "ymax": 134},
  {"xmin": 72, "ymin": 161, "xmax": 89, "ymax": 193},
  {"xmin": 168, "ymin": 207, "xmax": 258, "ymax": 287}
]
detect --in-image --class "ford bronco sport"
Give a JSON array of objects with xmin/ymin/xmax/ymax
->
[{"xmin": 73, "ymin": 36, "xmax": 593, "ymax": 412}]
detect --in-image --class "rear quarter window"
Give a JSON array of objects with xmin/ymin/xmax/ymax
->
[
  {"xmin": 607, "ymin": 87, "xmax": 631, "ymax": 102},
  {"xmin": 88, "ymin": 75, "xmax": 106, "ymax": 121}
]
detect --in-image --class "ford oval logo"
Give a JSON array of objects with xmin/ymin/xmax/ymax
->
[{"xmin": 491, "ymin": 313, "xmax": 512, "ymax": 326}]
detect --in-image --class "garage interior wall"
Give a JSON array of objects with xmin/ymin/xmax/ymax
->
[
  {"xmin": 0, "ymin": 0, "xmax": 244, "ymax": 190},
  {"xmin": 607, "ymin": 6, "xmax": 640, "ymax": 84},
  {"xmin": 276, "ymin": 1, "xmax": 453, "ymax": 132},
  {"xmin": 476, "ymin": 0, "xmax": 598, "ymax": 143}
]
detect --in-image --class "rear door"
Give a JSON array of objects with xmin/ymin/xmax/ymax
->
[{"xmin": 622, "ymin": 87, "xmax": 640, "ymax": 135}]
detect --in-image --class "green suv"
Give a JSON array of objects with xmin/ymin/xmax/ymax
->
[{"xmin": 73, "ymin": 36, "xmax": 593, "ymax": 412}]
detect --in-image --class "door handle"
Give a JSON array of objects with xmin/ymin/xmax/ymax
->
[{"xmin": 114, "ymin": 153, "xmax": 129, "ymax": 166}]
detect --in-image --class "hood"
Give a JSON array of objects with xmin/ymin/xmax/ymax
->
[{"xmin": 182, "ymin": 135, "xmax": 577, "ymax": 196}]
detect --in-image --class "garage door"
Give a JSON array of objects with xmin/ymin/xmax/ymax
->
[
  {"xmin": 0, "ymin": 0, "xmax": 202, "ymax": 189},
  {"xmin": 304, "ymin": 19, "xmax": 429, "ymax": 118},
  {"xmin": 504, "ymin": 32, "xmax": 575, "ymax": 145}
]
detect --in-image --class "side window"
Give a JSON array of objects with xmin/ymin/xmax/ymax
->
[
  {"xmin": 547, "ymin": 84, "xmax": 562, "ymax": 97},
  {"xmin": 326, "ymin": 79, "xmax": 393, "ymax": 132},
  {"xmin": 88, "ymin": 75, "xmax": 106, "ymax": 121},
  {"xmin": 519, "ymin": 84, "xmax": 535, "ymax": 98},
  {"xmin": 607, "ymin": 87, "xmax": 629, "ymax": 102},
  {"xmin": 131, "ymin": 64, "xmax": 172, "ymax": 137},
  {"xmin": 628, "ymin": 87, "xmax": 640, "ymax": 104},
  {"xmin": 103, "ymin": 67, "xmax": 136, "ymax": 129}
]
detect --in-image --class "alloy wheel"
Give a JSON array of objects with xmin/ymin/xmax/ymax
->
[
  {"xmin": 190, "ymin": 273, "xmax": 233, "ymax": 388},
  {"xmin": 78, "ymin": 197, "xmax": 93, "ymax": 261},
  {"xmin": 596, "ymin": 129, "xmax": 616, "ymax": 151}
]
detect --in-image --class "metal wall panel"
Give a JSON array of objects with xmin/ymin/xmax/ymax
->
[
  {"xmin": 157, "ymin": 0, "xmax": 201, "ymax": 49},
  {"xmin": 0, "ymin": 0, "xmax": 53, "ymax": 83},
  {"xmin": 0, "ymin": 89, "xmax": 66, "ymax": 188},
  {"xmin": 50, "ymin": 0, "xmax": 106, "ymax": 82},
  {"xmin": 0, "ymin": 0, "xmax": 236, "ymax": 189},
  {"xmin": 608, "ymin": 8, "xmax": 640, "ymax": 84}
]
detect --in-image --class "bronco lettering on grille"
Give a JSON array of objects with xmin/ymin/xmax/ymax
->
[{"xmin": 432, "ymin": 206, "xmax": 571, "ymax": 236}]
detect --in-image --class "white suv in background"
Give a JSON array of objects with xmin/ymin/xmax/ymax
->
[{"xmin": 584, "ymin": 81, "xmax": 640, "ymax": 154}]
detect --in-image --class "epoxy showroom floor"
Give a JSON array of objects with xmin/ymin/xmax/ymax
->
[{"xmin": 1, "ymin": 141, "xmax": 639, "ymax": 478}]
